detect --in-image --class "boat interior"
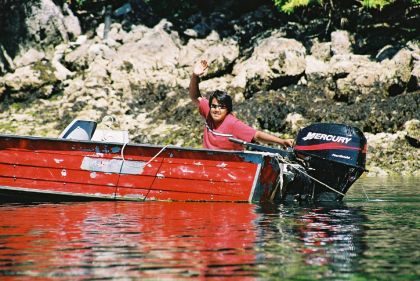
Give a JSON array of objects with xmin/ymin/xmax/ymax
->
[{"xmin": 59, "ymin": 119, "xmax": 130, "ymax": 144}]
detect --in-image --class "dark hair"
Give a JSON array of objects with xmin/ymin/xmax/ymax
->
[{"xmin": 209, "ymin": 90, "xmax": 233, "ymax": 113}]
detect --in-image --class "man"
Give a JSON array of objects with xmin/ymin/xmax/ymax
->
[{"xmin": 189, "ymin": 60, "xmax": 294, "ymax": 150}]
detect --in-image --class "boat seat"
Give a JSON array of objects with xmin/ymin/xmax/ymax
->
[
  {"xmin": 91, "ymin": 129, "xmax": 130, "ymax": 143},
  {"xmin": 59, "ymin": 119, "xmax": 97, "ymax": 141}
]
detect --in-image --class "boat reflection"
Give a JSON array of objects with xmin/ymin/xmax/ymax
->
[
  {"xmin": 0, "ymin": 201, "xmax": 366, "ymax": 279},
  {"xmin": 0, "ymin": 202, "xmax": 259, "ymax": 279}
]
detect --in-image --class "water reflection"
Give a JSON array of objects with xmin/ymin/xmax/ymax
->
[
  {"xmin": 1, "ymin": 176, "xmax": 419, "ymax": 280},
  {"xmin": 0, "ymin": 202, "xmax": 259, "ymax": 279},
  {"xmin": 254, "ymin": 203, "xmax": 367, "ymax": 279},
  {"xmin": 0, "ymin": 200, "xmax": 372, "ymax": 280}
]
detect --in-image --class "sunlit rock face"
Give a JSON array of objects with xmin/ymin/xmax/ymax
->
[{"xmin": 0, "ymin": 0, "xmax": 418, "ymax": 174}]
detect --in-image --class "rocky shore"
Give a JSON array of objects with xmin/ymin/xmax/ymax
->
[{"xmin": 0, "ymin": 0, "xmax": 418, "ymax": 176}]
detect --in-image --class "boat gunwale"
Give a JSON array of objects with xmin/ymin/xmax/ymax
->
[{"xmin": 0, "ymin": 133, "xmax": 281, "ymax": 159}]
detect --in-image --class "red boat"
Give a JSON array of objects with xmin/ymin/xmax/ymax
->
[{"xmin": 0, "ymin": 120, "xmax": 367, "ymax": 203}]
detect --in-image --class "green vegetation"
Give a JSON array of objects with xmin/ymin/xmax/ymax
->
[
  {"xmin": 67, "ymin": 0, "xmax": 419, "ymax": 26},
  {"xmin": 0, "ymin": 121, "xmax": 18, "ymax": 134},
  {"xmin": 120, "ymin": 60, "xmax": 134, "ymax": 73},
  {"xmin": 273, "ymin": 0, "xmax": 420, "ymax": 13},
  {"xmin": 68, "ymin": 0, "xmax": 85, "ymax": 8},
  {"xmin": 10, "ymin": 102, "xmax": 23, "ymax": 111},
  {"xmin": 31, "ymin": 61, "xmax": 58, "ymax": 84},
  {"xmin": 273, "ymin": 0, "xmax": 318, "ymax": 14}
]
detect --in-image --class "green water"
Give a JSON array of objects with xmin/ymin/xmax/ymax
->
[{"xmin": 253, "ymin": 176, "xmax": 419, "ymax": 280}]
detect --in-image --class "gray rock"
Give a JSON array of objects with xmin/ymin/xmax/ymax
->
[
  {"xmin": 0, "ymin": 1, "xmax": 418, "ymax": 175},
  {"xmin": 52, "ymin": 44, "xmax": 74, "ymax": 80},
  {"xmin": 310, "ymin": 39, "xmax": 331, "ymax": 61},
  {"xmin": 62, "ymin": 3, "xmax": 81, "ymax": 40},
  {"xmin": 404, "ymin": 119, "xmax": 420, "ymax": 139},
  {"xmin": 305, "ymin": 55, "xmax": 329, "ymax": 81},
  {"xmin": 13, "ymin": 48, "xmax": 45, "ymax": 68},
  {"xmin": 232, "ymin": 35, "xmax": 306, "ymax": 96},
  {"xmin": 331, "ymin": 30, "xmax": 353, "ymax": 55},
  {"xmin": 0, "ymin": 62, "xmax": 57, "ymax": 100},
  {"xmin": 0, "ymin": 44, "xmax": 15, "ymax": 74},
  {"xmin": 25, "ymin": 0, "xmax": 69, "ymax": 45}
]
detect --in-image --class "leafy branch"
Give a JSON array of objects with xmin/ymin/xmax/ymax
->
[{"xmin": 273, "ymin": 0, "xmax": 419, "ymax": 13}]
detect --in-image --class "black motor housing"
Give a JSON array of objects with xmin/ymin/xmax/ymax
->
[{"xmin": 293, "ymin": 123, "xmax": 367, "ymax": 201}]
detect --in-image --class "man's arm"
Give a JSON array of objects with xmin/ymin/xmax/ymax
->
[
  {"xmin": 189, "ymin": 74, "xmax": 201, "ymax": 105},
  {"xmin": 254, "ymin": 130, "xmax": 294, "ymax": 148},
  {"xmin": 189, "ymin": 60, "xmax": 208, "ymax": 105}
]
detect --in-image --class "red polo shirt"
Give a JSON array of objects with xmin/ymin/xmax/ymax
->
[{"xmin": 198, "ymin": 98, "xmax": 256, "ymax": 150}]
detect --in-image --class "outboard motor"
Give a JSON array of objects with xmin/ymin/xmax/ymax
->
[{"xmin": 293, "ymin": 123, "xmax": 367, "ymax": 201}]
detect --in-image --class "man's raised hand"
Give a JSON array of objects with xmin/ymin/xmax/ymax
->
[{"xmin": 193, "ymin": 60, "xmax": 208, "ymax": 77}]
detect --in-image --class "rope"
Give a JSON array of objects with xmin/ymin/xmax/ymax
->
[
  {"xmin": 144, "ymin": 145, "xmax": 169, "ymax": 167},
  {"xmin": 114, "ymin": 141, "xmax": 129, "ymax": 199},
  {"xmin": 114, "ymin": 144, "xmax": 169, "ymax": 199},
  {"xmin": 102, "ymin": 115, "xmax": 116, "ymax": 129},
  {"xmin": 119, "ymin": 144, "xmax": 169, "ymax": 168},
  {"xmin": 270, "ymin": 157, "xmax": 284, "ymax": 201},
  {"xmin": 362, "ymin": 185, "xmax": 370, "ymax": 201},
  {"xmin": 121, "ymin": 141, "xmax": 128, "ymax": 161},
  {"xmin": 99, "ymin": 113, "xmax": 169, "ymax": 168},
  {"xmin": 275, "ymin": 155, "xmax": 346, "ymax": 197},
  {"xmin": 296, "ymin": 167, "xmax": 345, "ymax": 197}
]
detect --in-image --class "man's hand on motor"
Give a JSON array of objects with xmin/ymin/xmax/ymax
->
[{"xmin": 282, "ymin": 139, "xmax": 294, "ymax": 147}]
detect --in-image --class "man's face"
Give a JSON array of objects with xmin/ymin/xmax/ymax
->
[{"xmin": 210, "ymin": 99, "xmax": 228, "ymax": 124}]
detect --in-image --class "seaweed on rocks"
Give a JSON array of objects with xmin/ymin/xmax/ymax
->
[
  {"xmin": 234, "ymin": 84, "xmax": 419, "ymax": 136},
  {"xmin": 237, "ymin": 90, "xmax": 291, "ymax": 133},
  {"xmin": 127, "ymin": 82, "xmax": 170, "ymax": 113}
]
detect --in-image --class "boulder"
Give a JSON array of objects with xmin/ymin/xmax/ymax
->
[
  {"xmin": 310, "ymin": 39, "xmax": 331, "ymax": 61},
  {"xmin": 0, "ymin": 44, "xmax": 15, "ymax": 74},
  {"xmin": 365, "ymin": 130, "xmax": 419, "ymax": 176},
  {"xmin": 13, "ymin": 48, "xmax": 45, "ymax": 68},
  {"xmin": 179, "ymin": 33, "xmax": 239, "ymax": 78},
  {"xmin": 324, "ymin": 54, "xmax": 383, "ymax": 100},
  {"xmin": 305, "ymin": 55, "xmax": 329, "ymax": 82},
  {"xmin": 331, "ymin": 30, "xmax": 352, "ymax": 55},
  {"xmin": 285, "ymin": 112, "xmax": 308, "ymax": 134},
  {"xmin": 25, "ymin": 0, "xmax": 70, "ymax": 45},
  {"xmin": 407, "ymin": 40, "xmax": 420, "ymax": 91},
  {"xmin": 52, "ymin": 44, "xmax": 74, "ymax": 81},
  {"xmin": 331, "ymin": 49, "xmax": 413, "ymax": 101},
  {"xmin": 232, "ymin": 35, "xmax": 306, "ymax": 97},
  {"xmin": 334, "ymin": 62, "xmax": 384, "ymax": 100},
  {"xmin": 61, "ymin": 3, "xmax": 81, "ymax": 40},
  {"xmin": 116, "ymin": 19, "xmax": 181, "ymax": 72},
  {"xmin": 404, "ymin": 119, "xmax": 420, "ymax": 140},
  {"xmin": 381, "ymin": 48, "xmax": 413, "ymax": 96},
  {"xmin": 0, "ymin": 62, "xmax": 58, "ymax": 100}
]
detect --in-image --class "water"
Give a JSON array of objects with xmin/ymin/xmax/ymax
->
[{"xmin": 0, "ymin": 177, "xmax": 418, "ymax": 280}]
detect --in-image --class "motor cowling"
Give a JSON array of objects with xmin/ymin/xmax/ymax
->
[
  {"xmin": 294, "ymin": 123, "xmax": 367, "ymax": 170},
  {"xmin": 292, "ymin": 123, "xmax": 367, "ymax": 201}
]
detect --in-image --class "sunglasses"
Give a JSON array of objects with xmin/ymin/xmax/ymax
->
[{"xmin": 210, "ymin": 104, "xmax": 227, "ymax": 109}]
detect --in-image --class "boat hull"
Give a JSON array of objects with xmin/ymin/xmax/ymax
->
[{"xmin": 0, "ymin": 135, "xmax": 280, "ymax": 203}]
